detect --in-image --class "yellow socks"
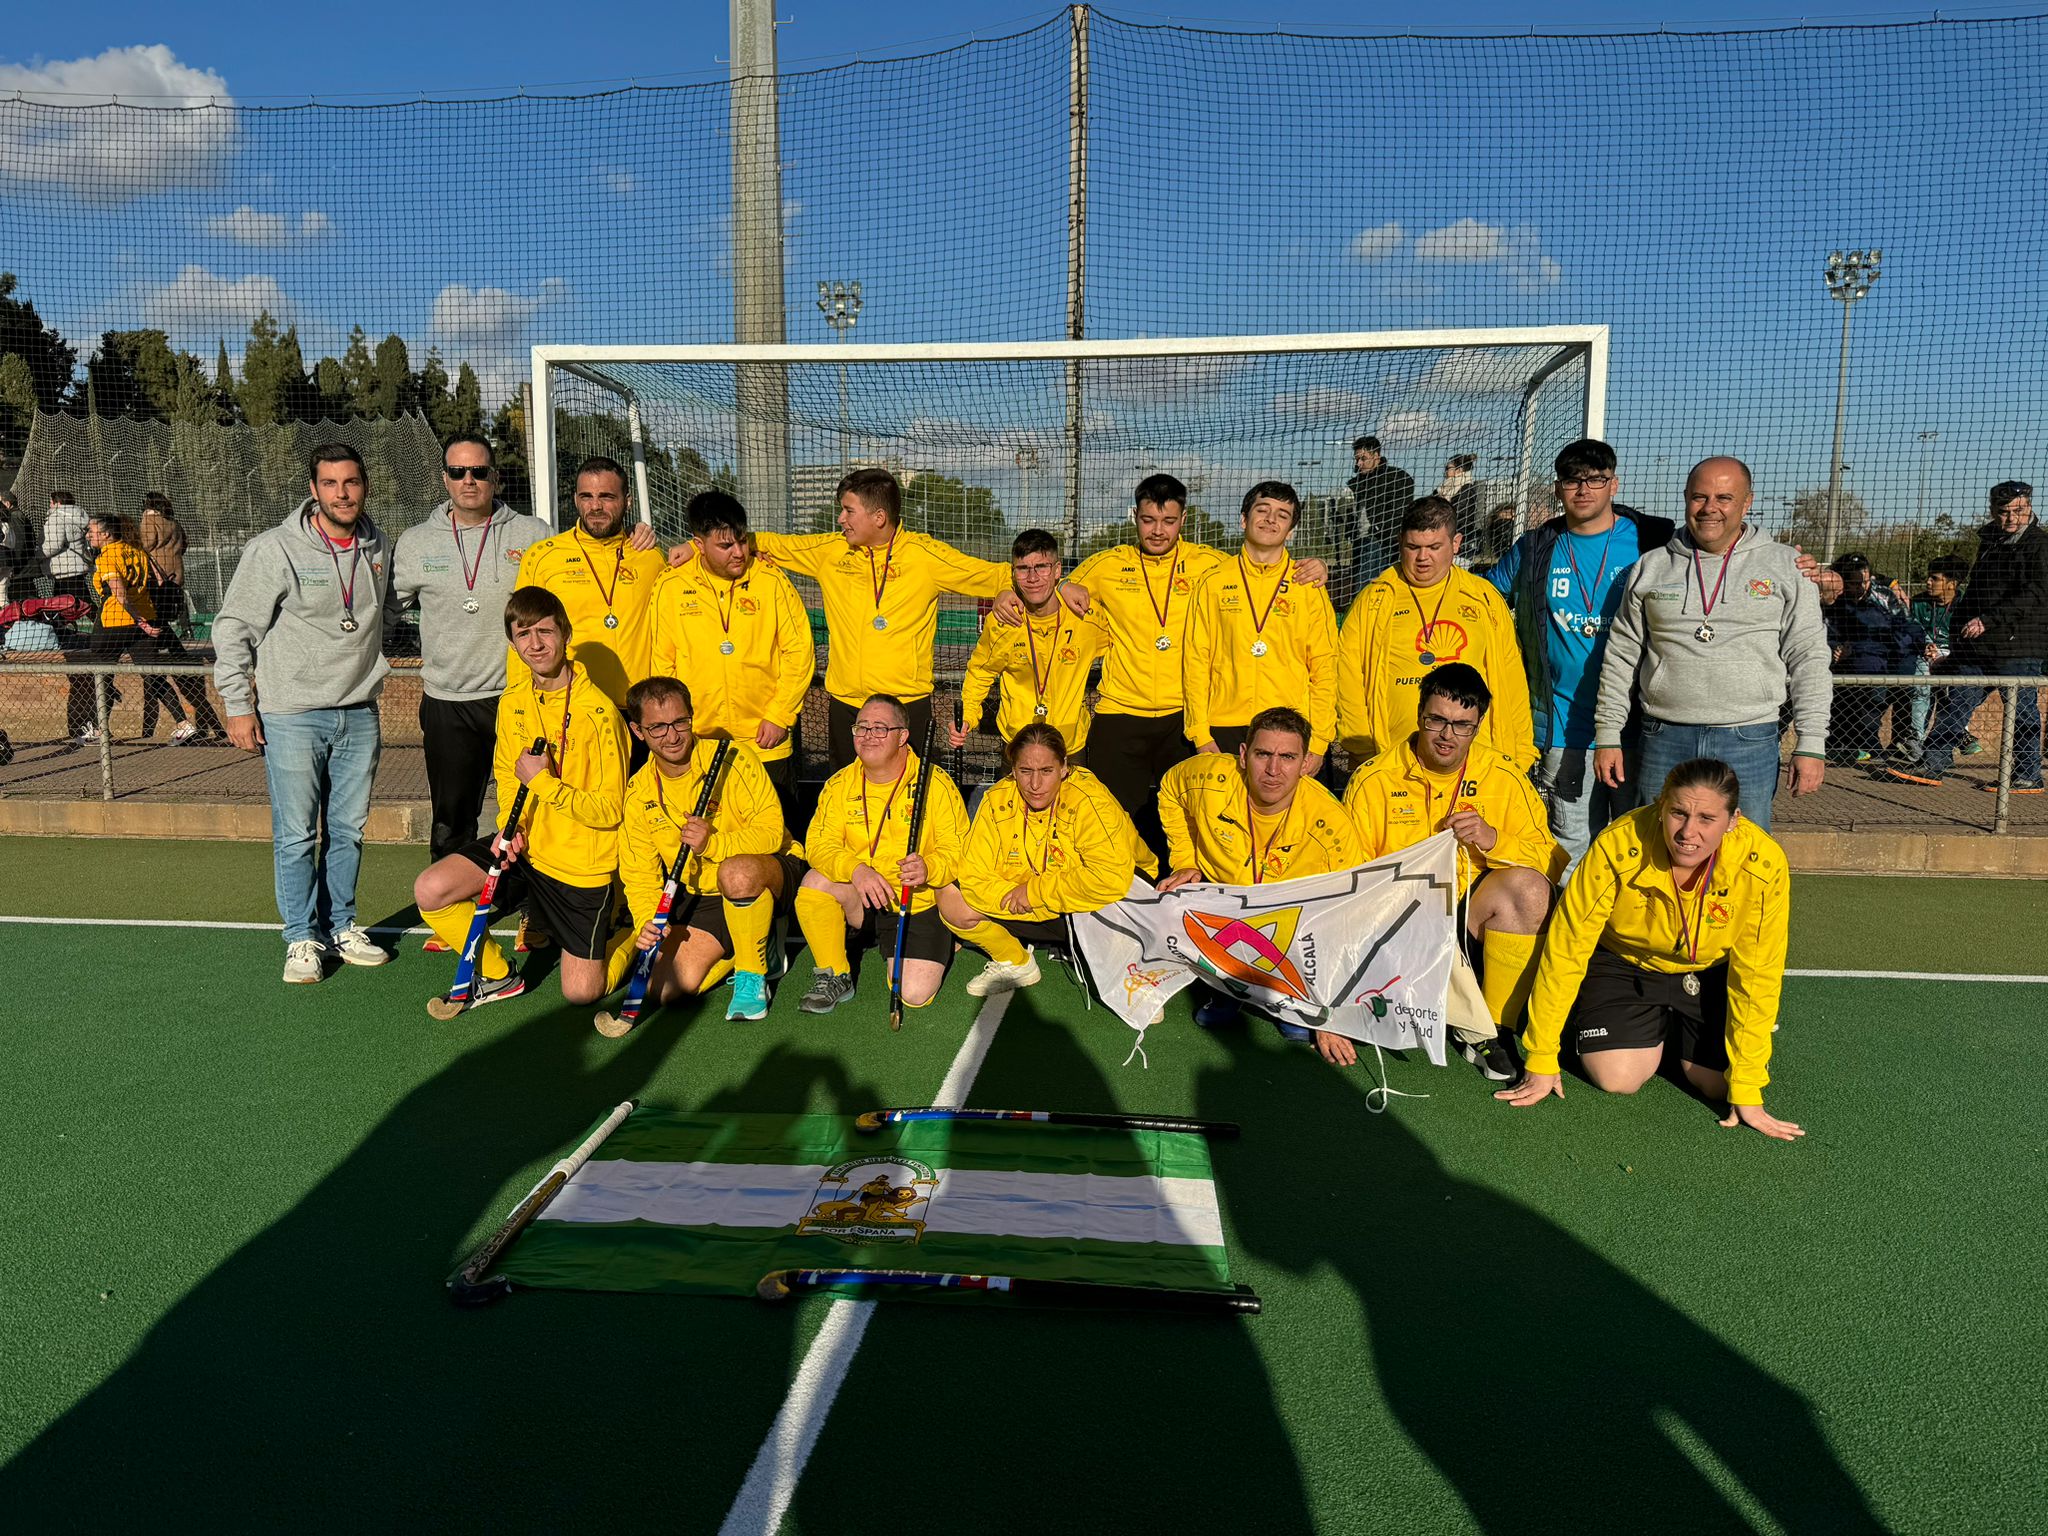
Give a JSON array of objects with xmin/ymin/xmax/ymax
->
[
  {"xmin": 602, "ymin": 925, "xmax": 640, "ymax": 992},
  {"xmin": 726, "ymin": 893, "xmax": 774, "ymax": 975},
  {"xmin": 421, "ymin": 902, "xmax": 508, "ymax": 981},
  {"xmin": 945, "ymin": 914, "xmax": 1026, "ymax": 965},
  {"xmin": 1481, "ymin": 929, "xmax": 1541, "ymax": 1034},
  {"xmin": 795, "ymin": 887, "xmax": 850, "ymax": 975}
]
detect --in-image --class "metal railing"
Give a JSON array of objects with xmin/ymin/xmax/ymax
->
[{"xmin": 1808, "ymin": 674, "xmax": 2045, "ymax": 836}]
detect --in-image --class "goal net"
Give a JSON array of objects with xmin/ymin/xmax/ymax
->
[{"xmin": 529, "ymin": 329, "xmax": 1606, "ymax": 604}]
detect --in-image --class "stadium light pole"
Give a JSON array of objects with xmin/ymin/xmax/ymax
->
[
  {"xmin": 816, "ymin": 280, "xmax": 863, "ymax": 468},
  {"xmin": 1916, "ymin": 428, "xmax": 1938, "ymax": 523},
  {"xmin": 1822, "ymin": 248, "xmax": 1882, "ymax": 561}
]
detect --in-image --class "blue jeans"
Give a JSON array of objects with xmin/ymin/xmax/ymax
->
[
  {"xmin": 263, "ymin": 705, "xmax": 383, "ymax": 943},
  {"xmin": 1635, "ymin": 717, "xmax": 1784, "ymax": 834},
  {"xmin": 1533, "ymin": 744, "xmax": 1633, "ymax": 879},
  {"xmin": 1924, "ymin": 658, "xmax": 2043, "ymax": 784}
]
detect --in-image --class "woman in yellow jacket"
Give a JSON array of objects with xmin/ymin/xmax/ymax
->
[
  {"xmin": 937, "ymin": 722, "xmax": 1159, "ymax": 998},
  {"xmin": 1496, "ymin": 757, "xmax": 1805, "ymax": 1140}
]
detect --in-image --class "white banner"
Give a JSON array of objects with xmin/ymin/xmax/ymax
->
[{"xmin": 1074, "ymin": 830, "xmax": 1460, "ymax": 1066}]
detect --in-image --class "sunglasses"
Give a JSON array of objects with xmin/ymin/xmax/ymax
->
[{"xmin": 444, "ymin": 464, "xmax": 494, "ymax": 480}]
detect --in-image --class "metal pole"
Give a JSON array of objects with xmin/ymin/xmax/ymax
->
[
  {"xmin": 1916, "ymin": 429, "xmax": 1936, "ymax": 525},
  {"xmin": 624, "ymin": 394, "xmax": 653, "ymax": 529},
  {"xmin": 1995, "ymin": 684, "xmax": 2016, "ymax": 835},
  {"xmin": 518, "ymin": 379, "xmax": 546, "ymax": 526},
  {"xmin": 94, "ymin": 670, "xmax": 113, "ymax": 802},
  {"xmin": 838, "ymin": 341, "xmax": 849, "ymax": 471},
  {"xmin": 730, "ymin": 0, "xmax": 790, "ymax": 530},
  {"xmin": 1824, "ymin": 296, "xmax": 1852, "ymax": 562},
  {"xmin": 1062, "ymin": 3, "xmax": 1089, "ymax": 560}
]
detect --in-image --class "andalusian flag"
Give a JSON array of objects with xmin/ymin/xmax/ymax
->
[
  {"xmin": 1074, "ymin": 830, "xmax": 1459, "ymax": 1065},
  {"xmin": 492, "ymin": 1108, "xmax": 1235, "ymax": 1299}
]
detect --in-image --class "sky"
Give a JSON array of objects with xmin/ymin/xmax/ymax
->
[{"xmin": 5, "ymin": 1, "xmax": 2046, "ymax": 534}]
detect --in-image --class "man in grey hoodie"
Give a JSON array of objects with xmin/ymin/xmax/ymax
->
[
  {"xmin": 41, "ymin": 490, "xmax": 91, "ymax": 605},
  {"xmin": 1592, "ymin": 457, "xmax": 1831, "ymax": 833},
  {"xmin": 213, "ymin": 443, "xmax": 396, "ymax": 985},
  {"xmin": 392, "ymin": 433, "xmax": 549, "ymax": 873}
]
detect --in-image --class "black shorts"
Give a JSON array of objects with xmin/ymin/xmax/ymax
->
[
  {"xmin": 663, "ymin": 852, "xmax": 806, "ymax": 958},
  {"xmin": 1566, "ymin": 948, "xmax": 1731, "ymax": 1071},
  {"xmin": 850, "ymin": 903, "xmax": 954, "ymax": 967},
  {"xmin": 993, "ymin": 915, "xmax": 1070, "ymax": 951},
  {"xmin": 457, "ymin": 838, "xmax": 617, "ymax": 961}
]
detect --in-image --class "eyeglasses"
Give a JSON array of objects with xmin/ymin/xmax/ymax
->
[
  {"xmin": 639, "ymin": 720, "xmax": 690, "ymax": 739},
  {"xmin": 1559, "ymin": 474, "xmax": 1614, "ymax": 491},
  {"xmin": 1418, "ymin": 715, "xmax": 1479, "ymax": 739},
  {"xmin": 444, "ymin": 464, "xmax": 494, "ymax": 480},
  {"xmin": 852, "ymin": 723, "xmax": 908, "ymax": 739}
]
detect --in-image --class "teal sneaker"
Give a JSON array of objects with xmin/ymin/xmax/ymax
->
[{"xmin": 726, "ymin": 970, "xmax": 770, "ymax": 1021}]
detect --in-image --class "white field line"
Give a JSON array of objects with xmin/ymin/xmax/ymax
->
[
  {"xmin": 715, "ymin": 987, "xmax": 1016, "ymax": 1536},
  {"xmin": 0, "ymin": 915, "xmax": 512, "ymax": 936},
  {"xmin": 1784, "ymin": 968, "xmax": 2048, "ymax": 984}
]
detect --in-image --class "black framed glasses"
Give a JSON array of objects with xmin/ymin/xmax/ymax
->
[
  {"xmin": 639, "ymin": 719, "xmax": 690, "ymax": 739},
  {"xmin": 444, "ymin": 464, "xmax": 494, "ymax": 480},
  {"xmin": 1559, "ymin": 474, "xmax": 1614, "ymax": 491},
  {"xmin": 852, "ymin": 723, "xmax": 908, "ymax": 739},
  {"xmin": 1418, "ymin": 715, "xmax": 1479, "ymax": 739}
]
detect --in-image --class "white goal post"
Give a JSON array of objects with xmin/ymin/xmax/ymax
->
[{"xmin": 526, "ymin": 327, "xmax": 1608, "ymax": 554}]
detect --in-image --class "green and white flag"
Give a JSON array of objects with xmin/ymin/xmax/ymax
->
[{"xmin": 494, "ymin": 1109, "xmax": 1234, "ymax": 1299}]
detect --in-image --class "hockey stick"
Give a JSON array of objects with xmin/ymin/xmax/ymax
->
[
  {"xmin": 888, "ymin": 708, "xmax": 943, "ymax": 1032},
  {"xmin": 435, "ymin": 735, "xmax": 546, "ymax": 1016},
  {"xmin": 854, "ymin": 1107, "xmax": 1240, "ymax": 1138},
  {"xmin": 755, "ymin": 1267, "xmax": 1261, "ymax": 1315},
  {"xmin": 593, "ymin": 738, "xmax": 732, "ymax": 1038},
  {"xmin": 446, "ymin": 1097, "xmax": 637, "ymax": 1307}
]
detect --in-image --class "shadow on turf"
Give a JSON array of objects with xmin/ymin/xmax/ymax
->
[
  {"xmin": 1198, "ymin": 1033, "xmax": 1888, "ymax": 1535},
  {"xmin": 0, "ymin": 1000, "xmax": 884, "ymax": 1530}
]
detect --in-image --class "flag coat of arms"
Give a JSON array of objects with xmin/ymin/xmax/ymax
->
[
  {"xmin": 1074, "ymin": 830, "xmax": 1460, "ymax": 1064},
  {"xmin": 491, "ymin": 1109, "xmax": 1236, "ymax": 1300}
]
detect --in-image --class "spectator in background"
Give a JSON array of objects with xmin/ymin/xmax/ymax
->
[
  {"xmin": 136, "ymin": 492, "xmax": 225, "ymax": 744},
  {"xmin": 1821, "ymin": 552, "xmax": 1924, "ymax": 767},
  {"xmin": 0, "ymin": 491, "xmax": 37, "ymax": 605},
  {"xmin": 41, "ymin": 490, "xmax": 90, "ymax": 605},
  {"xmin": 67, "ymin": 511, "xmax": 164, "ymax": 746},
  {"xmin": 1905, "ymin": 556, "xmax": 1974, "ymax": 762},
  {"xmin": 1480, "ymin": 501, "xmax": 1519, "ymax": 569},
  {"xmin": 1888, "ymin": 481, "xmax": 2047, "ymax": 792},
  {"xmin": 1437, "ymin": 454, "xmax": 1481, "ymax": 546},
  {"xmin": 1345, "ymin": 434, "xmax": 1414, "ymax": 602}
]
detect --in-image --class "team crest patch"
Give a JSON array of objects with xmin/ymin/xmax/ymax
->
[
  {"xmin": 1060, "ymin": 647, "xmax": 1079, "ymax": 663},
  {"xmin": 1747, "ymin": 578, "xmax": 1775, "ymax": 599},
  {"xmin": 507, "ymin": 547, "xmax": 524, "ymax": 562},
  {"xmin": 738, "ymin": 597, "xmax": 759, "ymax": 615},
  {"xmin": 1458, "ymin": 603, "xmax": 1481, "ymax": 620},
  {"xmin": 1173, "ymin": 576, "xmax": 1191, "ymax": 593},
  {"xmin": 796, "ymin": 1155, "xmax": 938, "ymax": 1244},
  {"xmin": 1706, "ymin": 899, "xmax": 1732, "ymax": 926}
]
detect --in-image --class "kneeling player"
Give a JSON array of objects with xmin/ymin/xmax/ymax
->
[
  {"xmin": 617, "ymin": 676, "xmax": 805, "ymax": 1025},
  {"xmin": 937, "ymin": 722, "xmax": 1158, "ymax": 997},
  {"xmin": 794, "ymin": 694, "xmax": 969, "ymax": 1013},
  {"xmin": 416, "ymin": 587, "xmax": 630, "ymax": 1015},
  {"xmin": 1156, "ymin": 705, "xmax": 1363, "ymax": 1058},
  {"xmin": 1342, "ymin": 663, "xmax": 1562, "ymax": 1078}
]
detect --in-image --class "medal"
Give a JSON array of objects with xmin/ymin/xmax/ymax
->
[
  {"xmin": 1250, "ymin": 639, "xmax": 1269, "ymax": 657},
  {"xmin": 866, "ymin": 536, "xmax": 897, "ymax": 633},
  {"xmin": 1673, "ymin": 851, "xmax": 1718, "ymax": 991},
  {"xmin": 317, "ymin": 520, "xmax": 363, "ymax": 638},
  {"xmin": 1563, "ymin": 524, "xmax": 1616, "ymax": 646},
  {"xmin": 604, "ymin": 613, "xmax": 620, "ymax": 630},
  {"xmin": 1681, "ymin": 972, "xmax": 1702, "ymax": 997},
  {"xmin": 872, "ymin": 615, "xmax": 888, "ymax": 631},
  {"xmin": 1402, "ymin": 573, "xmax": 1452, "ymax": 669},
  {"xmin": 339, "ymin": 616, "xmax": 359, "ymax": 633},
  {"xmin": 719, "ymin": 640, "xmax": 735, "ymax": 656},
  {"xmin": 1237, "ymin": 551, "xmax": 1290, "ymax": 666},
  {"xmin": 462, "ymin": 597, "xmax": 480, "ymax": 614},
  {"xmin": 1140, "ymin": 545, "xmax": 1183, "ymax": 653},
  {"xmin": 1689, "ymin": 534, "xmax": 1736, "ymax": 651},
  {"xmin": 1580, "ymin": 620, "xmax": 1598, "ymax": 638},
  {"xmin": 1033, "ymin": 703, "xmax": 1049, "ymax": 718},
  {"xmin": 1694, "ymin": 624, "xmax": 1714, "ymax": 643},
  {"xmin": 452, "ymin": 510, "xmax": 491, "ymax": 617},
  {"xmin": 1023, "ymin": 612, "xmax": 1061, "ymax": 723},
  {"xmin": 1155, "ymin": 634, "xmax": 1173, "ymax": 651},
  {"xmin": 1418, "ymin": 651, "xmax": 1436, "ymax": 665},
  {"xmin": 576, "ymin": 526, "xmax": 627, "ymax": 636}
]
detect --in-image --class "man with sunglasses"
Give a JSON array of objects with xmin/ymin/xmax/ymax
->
[
  {"xmin": 393, "ymin": 435, "xmax": 552, "ymax": 908},
  {"xmin": 1484, "ymin": 439, "xmax": 1675, "ymax": 872},
  {"xmin": 1343, "ymin": 663, "xmax": 1561, "ymax": 1082}
]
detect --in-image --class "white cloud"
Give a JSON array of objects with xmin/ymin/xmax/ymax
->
[
  {"xmin": 1272, "ymin": 385, "xmax": 1376, "ymax": 422},
  {"xmin": 1348, "ymin": 221, "xmax": 1404, "ymax": 262},
  {"xmin": 1414, "ymin": 218, "xmax": 1510, "ymax": 263},
  {"xmin": 202, "ymin": 206, "xmax": 336, "ymax": 246},
  {"xmin": 1375, "ymin": 407, "xmax": 1487, "ymax": 449},
  {"xmin": 0, "ymin": 46, "xmax": 235, "ymax": 201},
  {"xmin": 427, "ymin": 278, "xmax": 568, "ymax": 351},
  {"xmin": 136, "ymin": 265, "xmax": 296, "ymax": 334},
  {"xmin": 298, "ymin": 211, "xmax": 332, "ymax": 239}
]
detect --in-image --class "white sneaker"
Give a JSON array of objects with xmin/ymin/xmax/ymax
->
[
  {"xmin": 330, "ymin": 925, "xmax": 390, "ymax": 966},
  {"xmin": 283, "ymin": 939, "xmax": 326, "ymax": 984},
  {"xmin": 74, "ymin": 724, "xmax": 101, "ymax": 745},
  {"xmin": 965, "ymin": 948, "xmax": 1042, "ymax": 998},
  {"xmin": 170, "ymin": 721, "xmax": 199, "ymax": 744}
]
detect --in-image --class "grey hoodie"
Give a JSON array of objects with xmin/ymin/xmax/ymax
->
[
  {"xmin": 212, "ymin": 501, "xmax": 394, "ymax": 717},
  {"xmin": 1594, "ymin": 525, "xmax": 1832, "ymax": 755},
  {"xmin": 391, "ymin": 499, "xmax": 550, "ymax": 701},
  {"xmin": 42, "ymin": 503, "xmax": 90, "ymax": 579}
]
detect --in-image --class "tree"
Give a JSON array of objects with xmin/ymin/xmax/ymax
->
[
  {"xmin": 236, "ymin": 311, "xmax": 302, "ymax": 428},
  {"xmin": 86, "ymin": 330, "xmax": 191, "ymax": 420},
  {"xmin": 900, "ymin": 470, "xmax": 1006, "ymax": 557},
  {"xmin": 0, "ymin": 272, "xmax": 76, "ymax": 413},
  {"xmin": 490, "ymin": 394, "xmax": 532, "ymax": 509},
  {"xmin": 416, "ymin": 348, "xmax": 456, "ymax": 437},
  {"xmin": 314, "ymin": 357, "xmax": 349, "ymax": 417},
  {"xmin": 365, "ymin": 335, "xmax": 413, "ymax": 419},
  {"xmin": 1786, "ymin": 485, "xmax": 1872, "ymax": 552},
  {"xmin": 449, "ymin": 364, "xmax": 484, "ymax": 439},
  {"xmin": 340, "ymin": 326, "xmax": 376, "ymax": 416},
  {"xmin": 0, "ymin": 351, "xmax": 38, "ymax": 460}
]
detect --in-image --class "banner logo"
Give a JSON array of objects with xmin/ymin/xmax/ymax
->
[
  {"xmin": 1183, "ymin": 907, "xmax": 1311, "ymax": 1002},
  {"xmin": 797, "ymin": 1154, "xmax": 937, "ymax": 1245}
]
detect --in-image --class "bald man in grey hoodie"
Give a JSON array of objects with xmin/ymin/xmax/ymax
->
[{"xmin": 213, "ymin": 443, "xmax": 397, "ymax": 985}]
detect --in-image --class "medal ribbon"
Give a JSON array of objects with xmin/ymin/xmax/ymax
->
[
  {"xmin": 867, "ymin": 534, "xmax": 898, "ymax": 619},
  {"xmin": 554, "ymin": 670, "xmax": 575, "ymax": 761},
  {"xmin": 575, "ymin": 528, "xmax": 625, "ymax": 617},
  {"xmin": 451, "ymin": 511, "xmax": 490, "ymax": 594},
  {"xmin": 1672, "ymin": 852, "xmax": 1718, "ymax": 966},
  {"xmin": 1022, "ymin": 613, "xmax": 1059, "ymax": 710},
  {"xmin": 1402, "ymin": 576, "xmax": 1451, "ymax": 652},
  {"xmin": 318, "ymin": 524, "xmax": 360, "ymax": 625},
  {"xmin": 1021, "ymin": 795, "xmax": 1060, "ymax": 875},
  {"xmin": 1691, "ymin": 536, "xmax": 1736, "ymax": 625},
  {"xmin": 1243, "ymin": 789, "xmax": 1282, "ymax": 885},
  {"xmin": 1141, "ymin": 546, "xmax": 1183, "ymax": 633},
  {"xmin": 1237, "ymin": 553, "xmax": 1291, "ymax": 643},
  {"xmin": 860, "ymin": 760, "xmax": 909, "ymax": 860},
  {"xmin": 1564, "ymin": 527, "xmax": 1615, "ymax": 630},
  {"xmin": 714, "ymin": 573, "xmax": 740, "ymax": 641}
]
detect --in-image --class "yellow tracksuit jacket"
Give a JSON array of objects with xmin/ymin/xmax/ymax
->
[
  {"xmin": 961, "ymin": 605, "xmax": 1110, "ymax": 750},
  {"xmin": 1342, "ymin": 738, "xmax": 1565, "ymax": 898},
  {"xmin": 804, "ymin": 750, "xmax": 969, "ymax": 916},
  {"xmin": 756, "ymin": 528, "xmax": 1011, "ymax": 704},
  {"xmin": 1068, "ymin": 541, "xmax": 1229, "ymax": 716},
  {"xmin": 1521, "ymin": 806, "xmax": 1790, "ymax": 1105},
  {"xmin": 1158, "ymin": 754, "xmax": 1362, "ymax": 883},
  {"xmin": 957, "ymin": 767, "xmax": 1159, "ymax": 920},
  {"xmin": 619, "ymin": 741, "xmax": 795, "ymax": 928},
  {"xmin": 1336, "ymin": 565, "xmax": 1537, "ymax": 770},
  {"xmin": 648, "ymin": 559, "xmax": 814, "ymax": 763},
  {"xmin": 510, "ymin": 528, "xmax": 668, "ymax": 707},
  {"xmin": 494, "ymin": 660, "xmax": 628, "ymax": 887},
  {"xmin": 1182, "ymin": 550, "xmax": 1340, "ymax": 754}
]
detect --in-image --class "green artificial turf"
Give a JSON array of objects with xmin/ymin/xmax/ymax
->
[{"xmin": 1, "ymin": 840, "xmax": 2044, "ymax": 1531}]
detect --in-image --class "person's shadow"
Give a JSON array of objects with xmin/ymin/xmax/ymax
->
[
  {"xmin": 1198, "ymin": 1041, "xmax": 1887, "ymax": 1534},
  {"xmin": 785, "ymin": 982, "xmax": 1316, "ymax": 1533},
  {"xmin": 0, "ymin": 1005, "xmax": 881, "ymax": 1532}
]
